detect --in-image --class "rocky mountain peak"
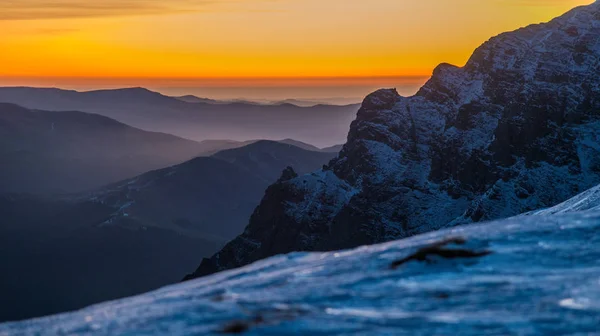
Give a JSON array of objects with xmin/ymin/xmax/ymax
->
[
  {"xmin": 278, "ymin": 166, "xmax": 299, "ymax": 182},
  {"xmin": 185, "ymin": 2, "xmax": 600, "ymax": 280}
]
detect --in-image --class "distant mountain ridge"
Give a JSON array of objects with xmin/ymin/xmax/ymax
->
[
  {"xmin": 0, "ymin": 103, "xmax": 205, "ymax": 194},
  {"xmin": 0, "ymin": 87, "xmax": 359, "ymax": 147},
  {"xmin": 196, "ymin": 139, "xmax": 343, "ymax": 155},
  {"xmin": 185, "ymin": 2, "xmax": 600, "ymax": 279},
  {"xmin": 173, "ymin": 94, "xmax": 361, "ymax": 107},
  {"xmin": 174, "ymin": 95, "xmax": 220, "ymax": 104},
  {"xmin": 0, "ymin": 102, "xmax": 335, "ymax": 194}
]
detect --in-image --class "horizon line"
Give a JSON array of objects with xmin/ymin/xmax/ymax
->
[{"xmin": 0, "ymin": 75, "xmax": 431, "ymax": 87}]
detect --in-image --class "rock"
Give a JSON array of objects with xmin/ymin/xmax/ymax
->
[
  {"xmin": 388, "ymin": 237, "xmax": 492, "ymax": 269},
  {"xmin": 278, "ymin": 166, "xmax": 299, "ymax": 182},
  {"xmin": 219, "ymin": 321, "xmax": 250, "ymax": 334}
]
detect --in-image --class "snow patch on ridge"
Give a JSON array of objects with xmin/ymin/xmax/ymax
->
[{"xmin": 285, "ymin": 170, "xmax": 358, "ymax": 224}]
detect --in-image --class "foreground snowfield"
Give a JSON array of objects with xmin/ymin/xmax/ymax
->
[{"xmin": 2, "ymin": 199, "xmax": 600, "ymax": 335}]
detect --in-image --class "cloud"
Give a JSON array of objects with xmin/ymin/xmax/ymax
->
[{"xmin": 0, "ymin": 0, "xmax": 222, "ymax": 20}]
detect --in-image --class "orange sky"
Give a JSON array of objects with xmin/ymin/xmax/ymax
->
[{"xmin": 0, "ymin": 0, "xmax": 593, "ymax": 91}]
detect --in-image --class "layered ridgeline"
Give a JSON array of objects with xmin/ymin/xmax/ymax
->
[
  {"xmin": 186, "ymin": 2, "xmax": 600, "ymax": 279},
  {"xmin": 0, "ymin": 103, "xmax": 207, "ymax": 194},
  {"xmin": 0, "ymin": 102, "xmax": 336, "ymax": 194},
  {"xmin": 4, "ymin": 184, "xmax": 600, "ymax": 335},
  {"xmin": 0, "ymin": 141, "xmax": 335, "ymax": 322},
  {"xmin": 0, "ymin": 87, "xmax": 358, "ymax": 147}
]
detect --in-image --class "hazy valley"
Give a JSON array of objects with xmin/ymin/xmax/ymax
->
[{"xmin": 0, "ymin": 137, "xmax": 336, "ymax": 321}]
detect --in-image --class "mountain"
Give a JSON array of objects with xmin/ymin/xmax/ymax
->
[
  {"xmin": 0, "ymin": 87, "xmax": 360, "ymax": 147},
  {"xmin": 194, "ymin": 139, "xmax": 257, "ymax": 156},
  {"xmin": 276, "ymin": 139, "xmax": 345, "ymax": 153},
  {"xmin": 0, "ymin": 103, "xmax": 329, "ymax": 194},
  {"xmin": 273, "ymin": 98, "xmax": 327, "ymax": 107},
  {"xmin": 321, "ymin": 144, "xmax": 344, "ymax": 153},
  {"xmin": 197, "ymin": 139, "xmax": 339, "ymax": 156},
  {"xmin": 174, "ymin": 95, "xmax": 263, "ymax": 106},
  {"xmin": 174, "ymin": 95, "xmax": 220, "ymax": 104},
  {"xmin": 4, "ymin": 185, "xmax": 600, "ymax": 335},
  {"xmin": 0, "ymin": 141, "xmax": 335, "ymax": 322},
  {"xmin": 185, "ymin": 2, "xmax": 600, "ymax": 279},
  {"xmin": 272, "ymin": 97, "xmax": 363, "ymax": 106},
  {"xmin": 173, "ymin": 96, "xmax": 360, "ymax": 108},
  {"xmin": 0, "ymin": 103, "xmax": 207, "ymax": 194},
  {"xmin": 277, "ymin": 139, "xmax": 322, "ymax": 152}
]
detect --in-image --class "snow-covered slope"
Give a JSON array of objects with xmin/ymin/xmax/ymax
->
[
  {"xmin": 186, "ymin": 2, "xmax": 600, "ymax": 279},
  {"xmin": 2, "ymin": 187, "xmax": 600, "ymax": 335}
]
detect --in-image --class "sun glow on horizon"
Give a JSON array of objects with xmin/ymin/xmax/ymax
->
[{"xmin": 0, "ymin": 0, "xmax": 594, "ymax": 89}]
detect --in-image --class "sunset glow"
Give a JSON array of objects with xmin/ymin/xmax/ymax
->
[{"xmin": 0, "ymin": 0, "xmax": 593, "ymax": 91}]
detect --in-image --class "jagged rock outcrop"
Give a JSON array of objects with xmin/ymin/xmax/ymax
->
[{"xmin": 186, "ymin": 2, "xmax": 600, "ymax": 280}]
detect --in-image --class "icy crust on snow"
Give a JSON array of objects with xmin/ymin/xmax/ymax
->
[
  {"xmin": 529, "ymin": 184, "xmax": 600, "ymax": 215},
  {"xmin": 450, "ymin": 161, "xmax": 600, "ymax": 226},
  {"xmin": 3, "ymin": 206, "xmax": 600, "ymax": 335}
]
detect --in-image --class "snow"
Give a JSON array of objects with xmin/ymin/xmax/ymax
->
[
  {"xmin": 2, "ymin": 188, "xmax": 600, "ymax": 335},
  {"xmin": 360, "ymin": 139, "xmax": 408, "ymax": 184},
  {"xmin": 528, "ymin": 184, "xmax": 600, "ymax": 215},
  {"xmin": 286, "ymin": 170, "xmax": 358, "ymax": 224}
]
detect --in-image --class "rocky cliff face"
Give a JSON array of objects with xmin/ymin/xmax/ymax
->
[{"xmin": 186, "ymin": 2, "xmax": 600, "ymax": 280}]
